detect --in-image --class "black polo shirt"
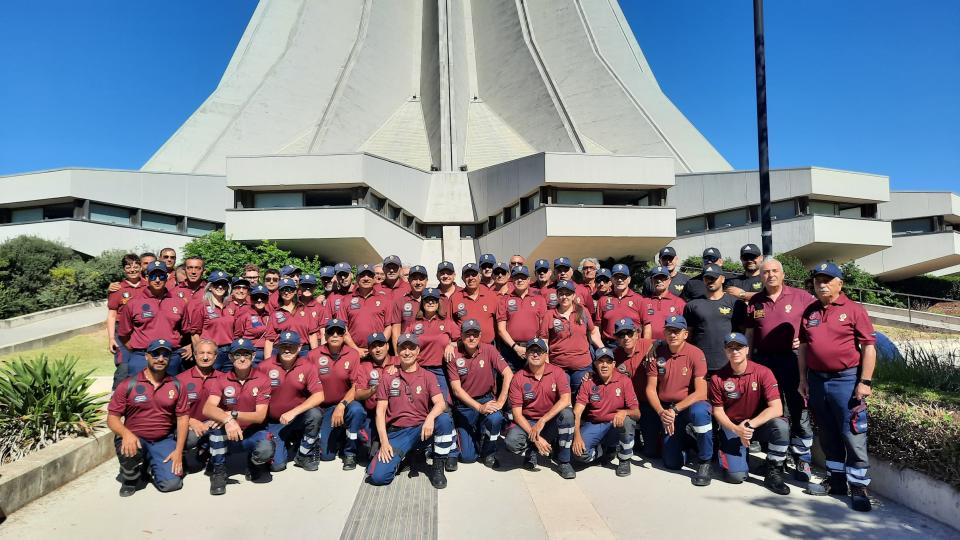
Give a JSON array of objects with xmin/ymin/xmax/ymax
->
[{"xmin": 683, "ymin": 294, "xmax": 746, "ymax": 371}]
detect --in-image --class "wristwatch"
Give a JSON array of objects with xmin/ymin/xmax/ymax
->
[
  {"xmin": 670, "ymin": 404, "xmax": 679, "ymax": 414},
  {"xmin": 230, "ymin": 410, "xmax": 239, "ymax": 420},
  {"xmin": 859, "ymin": 379, "xmax": 872, "ymax": 387},
  {"xmin": 744, "ymin": 421, "xmax": 753, "ymax": 429},
  {"xmin": 340, "ymin": 400, "xmax": 349, "ymax": 407}
]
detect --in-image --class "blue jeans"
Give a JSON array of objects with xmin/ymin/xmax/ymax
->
[
  {"xmin": 214, "ymin": 345, "xmax": 232, "ymax": 372},
  {"xmin": 366, "ymin": 413, "xmax": 455, "ymax": 486},
  {"xmin": 718, "ymin": 417, "xmax": 789, "ymax": 476},
  {"xmin": 452, "ymin": 395, "xmax": 504, "ymax": 462},
  {"xmin": 127, "ymin": 349, "xmax": 184, "ymax": 378},
  {"xmin": 208, "ymin": 426, "xmax": 275, "ymax": 466},
  {"xmin": 754, "ymin": 351, "xmax": 813, "ymax": 463},
  {"xmin": 114, "ymin": 433, "xmax": 182, "ymax": 492},
  {"xmin": 344, "ymin": 402, "xmax": 375, "ymax": 457},
  {"xmin": 266, "ymin": 407, "xmax": 323, "ymax": 469},
  {"xmin": 660, "ymin": 400, "xmax": 713, "ymax": 469},
  {"xmin": 637, "ymin": 402, "xmax": 662, "ymax": 458},
  {"xmin": 565, "ymin": 366, "xmax": 593, "ymax": 400},
  {"xmin": 253, "ymin": 348, "xmax": 265, "ymax": 367},
  {"xmin": 318, "ymin": 402, "xmax": 367, "ymax": 461},
  {"xmin": 574, "ymin": 417, "xmax": 637, "ymax": 463},
  {"xmin": 808, "ymin": 367, "xmax": 870, "ymax": 486},
  {"xmin": 504, "ymin": 408, "xmax": 574, "ymax": 464}
]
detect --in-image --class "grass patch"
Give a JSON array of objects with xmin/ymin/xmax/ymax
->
[
  {"xmin": 0, "ymin": 329, "xmax": 114, "ymax": 376},
  {"xmin": 874, "ymin": 323, "xmax": 960, "ymax": 341}
]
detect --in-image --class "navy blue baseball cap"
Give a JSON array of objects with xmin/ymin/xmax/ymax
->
[
  {"xmin": 383, "ymin": 255, "xmax": 402, "ymax": 267},
  {"xmin": 554, "ymin": 257, "xmax": 572, "ymax": 269},
  {"xmin": 299, "ymin": 273, "xmax": 317, "ymax": 286},
  {"xmin": 409, "ymin": 265, "xmax": 428, "ymax": 278},
  {"xmin": 813, "ymin": 262, "xmax": 843, "ymax": 280},
  {"xmin": 356, "ymin": 263, "xmax": 375, "ymax": 276},
  {"xmin": 276, "ymin": 331, "xmax": 301, "ymax": 347},
  {"xmin": 664, "ymin": 315, "xmax": 688, "ymax": 330},
  {"xmin": 702, "ymin": 247, "xmax": 721, "ymax": 262},
  {"xmin": 397, "ymin": 333, "xmax": 419, "ymax": 347},
  {"xmin": 250, "ymin": 285, "xmax": 269, "ymax": 298},
  {"xmin": 511, "ymin": 265, "xmax": 531, "ymax": 277},
  {"xmin": 146, "ymin": 339, "xmax": 173, "ymax": 354},
  {"xmin": 534, "ymin": 259, "xmax": 550, "ymax": 272},
  {"xmin": 526, "ymin": 337, "xmax": 548, "ymax": 351},
  {"xmin": 278, "ymin": 278, "xmax": 297, "ymax": 290},
  {"xmin": 319, "ymin": 266, "xmax": 335, "ymax": 279},
  {"xmin": 280, "ymin": 264, "xmax": 301, "ymax": 277},
  {"xmin": 611, "ymin": 263, "xmax": 630, "ymax": 277},
  {"xmin": 703, "ymin": 264, "xmax": 723, "ymax": 278},
  {"xmin": 231, "ymin": 277, "xmax": 250, "ymax": 288},
  {"xmin": 596, "ymin": 268, "xmax": 612, "ymax": 281},
  {"xmin": 493, "ymin": 262, "xmax": 509, "ymax": 273},
  {"xmin": 326, "ymin": 318, "xmax": 347, "ymax": 331},
  {"xmin": 614, "ymin": 318, "xmax": 636, "ymax": 335},
  {"xmin": 594, "ymin": 346, "xmax": 615, "ymax": 360},
  {"xmin": 145, "ymin": 261, "xmax": 169, "ymax": 276},
  {"xmin": 230, "ymin": 338, "xmax": 257, "ymax": 353},
  {"xmin": 334, "ymin": 262, "xmax": 352, "ymax": 275},
  {"xmin": 556, "ymin": 279, "xmax": 577, "ymax": 293},
  {"xmin": 462, "ymin": 263, "xmax": 480, "ymax": 274},
  {"xmin": 208, "ymin": 270, "xmax": 230, "ymax": 284},
  {"xmin": 479, "ymin": 254, "xmax": 497, "ymax": 267},
  {"xmin": 659, "ymin": 246, "xmax": 678, "ymax": 259},
  {"xmin": 649, "ymin": 266, "xmax": 670, "ymax": 278},
  {"xmin": 461, "ymin": 319, "xmax": 482, "ymax": 334},
  {"xmin": 367, "ymin": 332, "xmax": 388, "ymax": 345},
  {"xmin": 437, "ymin": 261, "xmax": 455, "ymax": 273},
  {"xmin": 422, "ymin": 287, "xmax": 441, "ymax": 300},
  {"xmin": 724, "ymin": 332, "xmax": 749, "ymax": 347}
]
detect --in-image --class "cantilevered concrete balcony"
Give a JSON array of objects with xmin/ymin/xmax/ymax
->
[
  {"xmin": 0, "ymin": 219, "xmax": 205, "ymax": 258},
  {"xmin": 857, "ymin": 231, "xmax": 960, "ymax": 281}
]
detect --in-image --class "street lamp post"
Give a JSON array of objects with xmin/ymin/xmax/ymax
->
[{"xmin": 753, "ymin": 0, "xmax": 773, "ymax": 258}]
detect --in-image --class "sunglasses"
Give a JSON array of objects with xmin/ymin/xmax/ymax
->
[
  {"xmin": 326, "ymin": 329, "xmax": 345, "ymax": 336},
  {"xmin": 264, "ymin": 277, "xmax": 280, "ymax": 282},
  {"xmin": 148, "ymin": 273, "xmax": 168, "ymax": 282},
  {"xmin": 616, "ymin": 331, "xmax": 635, "ymax": 338},
  {"xmin": 148, "ymin": 350, "xmax": 171, "ymax": 358}
]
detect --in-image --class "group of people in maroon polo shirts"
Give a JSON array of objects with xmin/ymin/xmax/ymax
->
[{"xmin": 104, "ymin": 247, "xmax": 877, "ymax": 512}]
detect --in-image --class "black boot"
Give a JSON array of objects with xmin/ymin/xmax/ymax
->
[
  {"xmin": 482, "ymin": 453, "xmax": 500, "ymax": 469},
  {"xmin": 342, "ymin": 454, "xmax": 357, "ymax": 471},
  {"xmin": 691, "ymin": 461, "xmax": 712, "ymax": 487},
  {"xmin": 523, "ymin": 450, "xmax": 539, "ymax": 471},
  {"xmin": 247, "ymin": 462, "xmax": 272, "ymax": 484},
  {"xmin": 209, "ymin": 464, "xmax": 227, "ymax": 496},
  {"xmin": 444, "ymin": 456, "xmax": 458, "ymax": 472},
  {"xmin": 430, "ymin": 458, "xmax": 448, "ymax": 489},
  {"xmin": 850, "ymin": 484, "xmax": 872, "ymax": 512},
  {"xmin": 615, "ymin": 459, "xmax": 631, "ymax": 477},
  {"xmin": 763, "ymin": 462, "xmax": 790, "ymax": 495}
]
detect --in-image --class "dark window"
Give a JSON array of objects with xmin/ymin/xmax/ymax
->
[{"xmin": 304, "ymin": 190, "xmax": 353, "ymax": 207}]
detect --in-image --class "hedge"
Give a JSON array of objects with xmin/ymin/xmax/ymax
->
[{"xmin": 181, "ymin": 231, "xmax": 326, "ymax": 277}]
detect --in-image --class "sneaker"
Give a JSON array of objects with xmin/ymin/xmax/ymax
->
[
  {"xmin": 444, "ymin": 456, "xmax": 459, "ymax": 472},
  {"xmin": 748, "ymin": 440, "xmax": 761, "ymax": 453},
  {"xmin": 615, "ymin": 459, "xmax": 631, "ymax": 477},
  {"xmin": 763, "ymin": 463, "xmax": 791, "ymax": 495},
  {"xmin": 209, "ymin": 464, "xmax": 227, "ymax": 496},
  {"xmin": 342, "ymin": 455, "xmax": 357, "ymax": 471},
  {"xmin": 246, "ymin": 463, "xmax": 272, "ymax": 484},
  {"xmin": 482, "ymin": 454, "xmax": 500, "ymax": 469},
  {"xmin": 430, "ymin": 458, "xmax": 448, "ymax": 489},
  {"xmin": 691, "ymin": 461, "xmax": 712, "ymax": 487},
  {"xmin": 850, "ymin": 485, "xmax": 872, "ymax": 512},
  {"xmin": 524, "ymin": 450, "xmax": 539, "ymax": 471},
  {"xmin": 793, "ymin": 460, "xmax": 812, "ymax": 483},
  {"xmin": 294, "ymin": 454, "xmax": 320, "ymax": 472},
  {"xmin": 558, "ymin": 462, "xmax": 576, "ymax": 480}
]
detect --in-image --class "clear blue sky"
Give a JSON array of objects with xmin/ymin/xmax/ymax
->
[{"xmin": 1, "ymin": 1, "xmax": 957, "ymax": 191}]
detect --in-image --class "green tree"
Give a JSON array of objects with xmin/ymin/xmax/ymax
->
[
  {"xmin": 841, "ymin": 260, "xmax": 904, "ymax": 307},
  {"xmin": 182, "ymin": 230, "xmax": 258, "ymax": 276},
  {"xmin": 0, "ymin": 236, "xmax": 77, "ymax": 317}
]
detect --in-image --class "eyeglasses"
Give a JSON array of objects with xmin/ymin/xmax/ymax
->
[
  {"xmin": 148, "ymin": 350, "xmax": 171, "ymax": 358},
  {"xmin": 264, "ymin": 277, "xmax": 280, "ymax": 282},
  {"xmin": 233, "ymin": 351, "xmax": 254, "ymax": 359},
  {"xmin": 464, "ymin": 332, "xmax": 481, "ymax": 339},
  {"xmin": 148, "ymin": 273, "xmax": 168, "ymax": 282},
  {"xmin": 211, "ymin": 282, "xmax": 228, "ymax": 288},
  {"xmin": 244, "ymin": 275, "xmax": 259, "ymax": 281}
]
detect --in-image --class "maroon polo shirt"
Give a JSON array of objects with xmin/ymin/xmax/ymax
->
[
  {"xmin": 402, "ymin": 315, "xmax": 459, "ymax": 367},
  {"xmin": 709, "ymin": 361, "xmax": 780, "ymax": 424},
  {"xmin": 338, "ymin": 288, "xmax": 390, "ymax": 347},
  {"xmin": 534, "ymin": 285, "xmax": 560, "ymax": 310},
  {"xmin": 387, "ymin": 291, "xmax": 422, "ymax": 327},
  {"xmin": 376, "ymin": 365, "xmax": 442, "ymax": 428},
  {"xmin": 268, "ymin": 290, "xmax": 281, "ymax": 311},
  {"xmin": 646, "ymin": 342, "xmax": 707, "ymax": 404},
  {"xmin": 117, "ymin": 287, "xmax": 185, "ymax": 350},
  {"xmin": 745, "ymin": 286, "xmax": 814, "ymax": 354},
  {"xmin": 183, "ymin": 300, "xmax": 236, "ymax": 346},
  {"xmin": 800, "ymin": 293, "xmax": 876, "ymax": 372},
  {"xmin": 208, "ymin": 368, "xmax": 271, "ymax": 429},
  {"xmin": 614, "ymin": 339, "xmax": 656, "ymax": 404},
  {"xmin": 322, "ymin": 290, "xmax": 351, "ymax": 323},
  {"xmin": 109, "ymin": 370, "xmax": 189, "ymax": 441},
  {"xmin": 260, "ymin": 357, "xmax": 324, "ymax": 421},
  {"xmin": 576, "ymin": 372, "xmax": 639, "ymax": 423},
  {"xmin": 233, "ymin": 305, "xmax": 272, "ymax": 348},
  {"xmin": 375, "ymin": 279, "xmax": 412, "ymax": 304},
  {"xmin": 595, "ymin": 290, "xmax": 644, "ymax": 341},
  {"xmin": 450, "ymin": 287, "xmax": 499, "ymax": 344},
  {"xmin": 508, "ymin": 363, "xmax": 571, "ymax": 421},
  {"xmin": 299, "ymin": 298, "xmax": 325, "ymax": 334},
  {"xmin": 265, "ymin": 303, "xmax": 317, "ymax": 343},
  {"xmin": 173, "ymin": 280, "xmax": 207, "ymax": 305},
  {"xmin": 445, "ymin": 342, "xmax": 508, "ymax": 399},
  {"xmin": 308, "ymin": 345, "xmax": 360, "ymax": 406},
  {"xmin": 175, "ymin": 367, "xmax": 221, "ymax": 421},
  {"xmin": 223, "ymin": 299, "xmax": 247, "ymax": 318},
  {"xmin": 638, "ymin": 293, "xmax": 686, "ymax": 340},
  {"xmin": 540, "ymin": 307, "xmax": 594, "ymax": 370},
  {"xmin": 107, "ymin": 279, "xmax": 145, "ymax": 314},
  {"xmin": 352, "ymin": 356, "xmax": 398, "ymax": 411},
  {"xmin": 496, "ymin": 290, "xmax": 547, "ymax": 343}
]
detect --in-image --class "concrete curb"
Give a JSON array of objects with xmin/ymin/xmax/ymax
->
[
  {"xmin": 0, "ymin": 300, "xmax": 107, "ymax": 329},
  {"xmin": 0, "ymin": 428, "xmax": 114, "ymax": 518},
  {"xmin": 0, "ymin": 320, "xmax": 106, "ymax": 357}
]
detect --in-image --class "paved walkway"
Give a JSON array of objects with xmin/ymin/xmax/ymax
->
[
  {"xmin": 2, "ymin": 452, "xmax": 954, "ymax": 539},
  {"xmin": 0, "ymin": 303, "xmax": 105, "ymax": 354}
]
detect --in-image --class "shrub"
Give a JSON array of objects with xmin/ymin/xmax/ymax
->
[
  {"xmin": 0, "ymin": 236, "xmax": 76, "ymax": 318},
  {"xmin": 874, "ymin": 343, "xmax": 960, "ymax": 394},
  {"xmin": 0, "ymin": 355, "xmax": 106, "ymax": 465},
  {"xmin": 886, "ymin": 274, "xmax": 960, "ymax": 301},
  {"xmin": 183, "ymin": 231, "xmax": 326, "ymax": 277},
  {"xmin": 841, "ymin": 261, "xmax": 905, "ymax": 307}
]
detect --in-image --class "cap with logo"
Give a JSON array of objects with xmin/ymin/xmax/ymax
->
[
  {"xmin": 326, "ymin": 318, "xmax": 347, "ymax": 331},
  {"xmin": 594, "ymin": 347, "xmax": 615, "ymax": 360},
  {"xmin": 250, "ymin": 285, "xmax": 270, "ymax": 298},
  {"xmin": 422, "ymin": 287, "xmax": 442, "ymax": 300},
  {"xmin": 526, "ymin": 337, "xmax": 548, "ymax": 351},
  {"xmin": 462, "ymin": 263, "xmax": 480, "ymax": 274},
  {"xmin": 812, "ymin": 262, "xmax": 843, "ymax": 280},
  {"xmin": 319, "ymin": 266, "xmax": 336, "ymax": 279},
  {"xmin": 664, "ymin": 315, "xmax": 688, "ymax": 330},
  {"xmin": 397, "ymin": 333, "xmax": 420, "ymax": 347},
  {"xmin": 437, "ymin": 261, "xmax": 455, "ymax": 273},
  {"xmin": 493, "ymin": 262, "xmax": 509, "ymax": 273},
  {"xmin": 740, "ymin": 243, "xmax": 762, "ymax": 258},
  {"xmin": 596, "ymin": 268, "xmax": 612, "ymax": 281},
  {"xmin": 299, "ymin": 274, "xmax": 317, "ymax": 286},
  {"xmin": 534, "ymin": 259, "xmax": 550, "ymax": 271},
  {"xmin": 145, "ymin": 261, "xmax": 169, "ymax": 276},
  {"xmin": 367, "ymin": 332, "xmax": 388, "ymax": 345},
  {"xmin": 409, "ymin": 265, "xmax": 428, "ymax": 278},
  {"xmin": 611, "ymin": 263, "xmax": 630, "ymax": 277},
  {"xmin": 208, "ymin": 270, "xmax": 230, "ymax": 284},
  {"xmin": 383, "ymin": 255, "xmax": 402, "ymax": 267},
  {"xmin": 479, "ymin": 254, "xmax": 497, "ymax": 267},
  {"xmin": 230, "ymin": 338, "xmax": 257, "ymax": 353},
  {"xmin": 702, "ymin": 248, "xmax": 721, "ymax": 262},
  {"xmin": 614, "ymin": 318, "xmax": 636, "ymax": 335},
  {"xmin": 146, "ymin": 339, "xmax": 173, "ymax": 353},
  {"xmin": 649, "ymin": 266, "xmax": 670, "ymax": 278},
  {"xmin": 278, "ymin": 278, "xmax": 297, "ymax": 291},
  {"xmin": 276, "ymin": 332, "xmax": 302, "ymax": 347},
  {"xmin": 724, "ymin": 332, "xmax": 749, "ymax": 347},
  {"xmin": 556, "ymin": 279, "xmax": 577, "ymax": 293},
  {"xmin": 280, "ymin": 264, "xmax": 301, "ymax": 277},
  {"xmin": 554, "ymin": 257, "xmax": 572, "ymax": 269},
  {"xmin": 334, "ymin": 262, "xmax": 352, "ymax": 275},
  {"xmin": 461, "ymin": 319, "xmax": 482, "ymax": 334},
  {"xmin": 356, "ymin": 263, "xmax": 375, "ymax": 275},
  {"xmin": 703, "ymin": 264, "xmax": 723, "ymax": 278},
  {"xmin": 511, "ymin": 265, "xmax": 531, "ymax": 277},
  {"xmin": 231, "ymin": 277, "xmax": 250, "ymax": 288},
  {"xmin": 659, "ymin": 246, "xmax": 678, "ymax": 259}
]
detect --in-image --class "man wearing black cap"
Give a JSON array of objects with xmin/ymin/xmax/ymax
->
[
  {"xmin": 726, "ymin": 244, "xmax": 764, "ymax": 302},
  {"xmin": 388, "ymin": 264, "xmax": 430, "ymax": 353},
  {"xmin": 478, "ymin": 254, "xmax": 498, "ymax": 290},
  {"xmin": 376, "ymin": 255, "xmax": 412, "ymax": 303},
  {"xmin": 683, "ymin": 264, "xmax": 746, "ymax": 373},
  {"xmin": 681, "ymin": 247, "xmax": 724, "ymax": 301},
  {"xmin": 642, "ymin": 247, "xmax": 690, "ymax": 298},
  {"xmin": 436, "ymin": 261, "xmax": 461, "ymax": 300}
]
